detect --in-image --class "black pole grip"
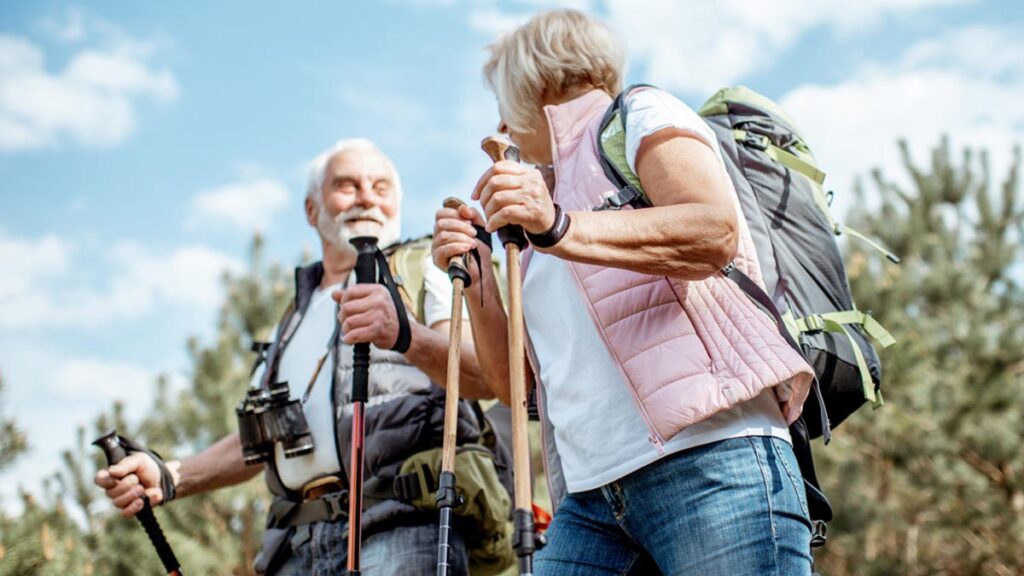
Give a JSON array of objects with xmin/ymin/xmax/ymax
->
[
  {"xmin": 93, "ymin": 430, "xmax": 182, "ymax": 575},
  {"xmin": 349, "ymin": 236, "xmax": 378, "ymax": 403}
]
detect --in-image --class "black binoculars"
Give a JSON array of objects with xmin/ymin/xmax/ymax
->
[{"xmin": 236, "ymin": 381, "xmax": 314, "ymax": 465}]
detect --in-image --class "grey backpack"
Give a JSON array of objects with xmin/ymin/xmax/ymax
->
[{"xmin": 596, "ymin": 84, "xmax": 898, "ymax": 544}]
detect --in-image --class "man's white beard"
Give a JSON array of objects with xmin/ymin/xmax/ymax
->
[{"xmin": 316, "ymin": 205, "xmax": 401, "ymax": 253}]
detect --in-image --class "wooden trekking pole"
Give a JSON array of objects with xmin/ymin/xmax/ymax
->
[
  {"xmin": 435, "ymin": 197, "xmax": 473, "ymax": 576},
  {"xmin": 347, "ymin": 234, "xmax": 379, "ymax": 576},
  {"xmin": 481, "ymin": 135, "xmax": 537, "ymax": 576},
  {"xmin": 93, "ymin": 431, "xmax": 182, "ymax": 576}
]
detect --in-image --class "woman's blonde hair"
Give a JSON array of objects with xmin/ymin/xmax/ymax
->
[{"xmin": 483, "ymin": 9, "xmax": 625, "ymax": 134}]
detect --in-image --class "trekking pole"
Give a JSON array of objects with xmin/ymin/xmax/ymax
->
[
  {"xmin": 435, "ymin": 197, "xmax": 473, "ymax": 576},
  {"xmin": 93, "ymin": 430, "xmax": 182, "ymax": 576},
  {"xmin": 347, "ymin": 234, "xmax": 379, "ymax": 576},
  {"xmin": 481, "ymin": 135, "xmax": 537, "ymax": 576}
]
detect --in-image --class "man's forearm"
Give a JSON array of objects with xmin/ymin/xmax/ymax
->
[
  {"xmin": 404, "ymin": 320, "xmax": 493, "ymax": 400},
  {"xmin": 168, "ymin": 433, "xmax": 262, "ymax": 499}
]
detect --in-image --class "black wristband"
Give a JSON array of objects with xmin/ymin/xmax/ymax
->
[
  {"xmin": 119, "ymin": 435, "xmax": 176, "ymax": 503},
  {"xmin": 526, "ymin": 203, "xmax": 571, "ymax": 248}
]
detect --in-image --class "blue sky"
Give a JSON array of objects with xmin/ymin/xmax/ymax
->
[{"xmin": 1, "ymin": 0, "xmax": 1021, "ymax": 511}]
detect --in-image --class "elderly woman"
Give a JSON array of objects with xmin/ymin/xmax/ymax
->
[{"xmin": 433, "ymin": 9, "xmax": 815, "ymax": 575}]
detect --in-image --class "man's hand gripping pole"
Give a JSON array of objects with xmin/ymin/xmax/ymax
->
[{"xmin": 93, "ymin": 431, "xmax": 182, "ymax": 576}]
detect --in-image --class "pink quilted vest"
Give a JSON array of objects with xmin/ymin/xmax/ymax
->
[{"xmin": 522, "ymin": 90, "xmax": 814, "ymax": 448}]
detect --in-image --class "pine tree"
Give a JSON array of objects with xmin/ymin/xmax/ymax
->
[
  {"xmin": 0, "ymin": 372, "xmax": 27, "ymax": 473},
  {"xmin": 816, "ymin": 138, "xmax": 1024, "ymax": 575},
  {"xmin": 0, "ymin": 236, "xmax": 292, "ymax": 575}
]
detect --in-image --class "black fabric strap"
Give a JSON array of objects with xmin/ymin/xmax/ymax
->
[
  {"xmin": 118, "ymin": 435, "xmax": 177, "ymax": 504},
  {"xmin": 271, "ymin": 475, "xmax": 401, "ymax": 528},
  {"xmin": 790, "ymin": 417, "xmax": 834, "ymax": 529},
  {"xmin": 526, "ymin": 203, "xmax": 571, "ymax": 248},
  {"xmin": 392, "ymin": 471, "xmax": 423, "ymax": 501},
  {"xmin": 474, "ymin": 224, "xmax": 492, "ymax": 252},
  {"xmin": 374, "ymin": 248, "xmax": 412, "ymax": 354},
  {"xmin": 453, "ymin": 224, "xmax": 493, "ymax": 289}
]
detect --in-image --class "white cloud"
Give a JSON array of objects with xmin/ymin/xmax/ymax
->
[
  {"xmin": 467, "ymin": 6, "xmax": 535, "ymax": 36},
  {"xmin": 0, "ymin": 14, "xmax": 179, "ymax": 152},
  {"xmin": 897, "ymin": 25, "xmax": 1024, "ymax": 79},
  {"xmin": 465, "ymin": 0, "xmax": 596, "ymax": 36},
  {"xmin": 0, "ymin": 233, "xmax": 70, "ymax": 300},
  {"xmin": 51, "ymin": 358, "xmax": 156, "ymax": 403},
  {"xmin": 38, "ymin": 6, "xmax": 88, "ymax": 44},
  {"xmin": 606, "ymin": 0, "xmax": 972, "ymax": 94},
  {"xmin": 109, "ymin": 242, "xmax": 243, "ymax": 310},
  {"xmin": 779, "ymin": 25, "xmax": 1024, "ymax": 216},
  {"xmin": 0, "ymin": 231, "xmax": 242, "ymax": 329},
  {"xmin": 189, "ymin": 177, "xmax": 290, "ymax": 232}
]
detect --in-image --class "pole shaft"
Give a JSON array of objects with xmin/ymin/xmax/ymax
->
[
  {"xmin": 505, "ymin": 245, "xmax": 531, "ymax": 509},
  {"xmin": 436, "ymin": 506, "xmax": 455, "ymax": 576},
  {"xmin": 347, "ymin": 237, "xmax": 377, "ymax": 575},
  {"xmin": 347, "ymin": 401, "xmax": 365, "ymax": 572},
  {"xmin": 441, "ymin": 277, "xmax": 465, "ymax": 472}
]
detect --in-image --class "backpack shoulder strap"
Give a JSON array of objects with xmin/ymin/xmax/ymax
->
[
  {"xmin": 387, "ymin": 236, "xmax": 433, "ymax": 324},
  {"xmin": 596, "ymin": 84, "xmax": 655, "ymax": 211}
]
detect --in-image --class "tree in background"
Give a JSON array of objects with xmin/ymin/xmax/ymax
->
[
  {"xmin": 0, "ymin": 237, "xmax": 292, "ymax": 575},
  {"xmin": 0, "ymin": 372, "xmax": 28, "ymax": 473},
  {"xmin": 817, "ymin": 138, "xmax": 1024, "ymax": 575}
]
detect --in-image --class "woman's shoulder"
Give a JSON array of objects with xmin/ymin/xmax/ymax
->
[
  {"xmin": 623, "ymin": 86, "xmax": 701, "ymax": 124},
  {"xmin": 621, "ymin": 86, "xmax": 719, "ymax": 170}
]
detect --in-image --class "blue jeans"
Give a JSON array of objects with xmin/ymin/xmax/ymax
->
[
  {"xmin": 274, "ymin": 519, "xmax": 468, "ymax": 576},
  {"xmin": 536, "ymin": 436, "xmax": 812, "ymax": 576}
]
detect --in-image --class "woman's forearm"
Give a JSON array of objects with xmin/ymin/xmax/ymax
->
[
  {"xmin": 464, "ymin": 256, "xmax": 513, "ymax": 405},
  {"xmin": 547, "ymin": 203, "xmax": 737, "ymax": 280}
]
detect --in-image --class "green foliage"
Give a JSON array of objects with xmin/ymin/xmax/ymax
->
[
  {"xmin": 0, "ymin": 236, "xmax": 292, "ymax": 575},
  {"xmin": 0, "ymin": 372, "xmax": 28, "ymax": 472},
  {"xmin": 816, "ymin": 138, "xmax": 1024, "ymax": 576}
]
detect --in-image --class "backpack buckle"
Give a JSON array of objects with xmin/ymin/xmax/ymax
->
[
  {"xmin": 321, "ymin": 491, "xmax": 349, "ymax": 521},
  {"xmin": 803, "ymin": 314, "xmax": 826, "ymax": 334},
  {"xmin": 742, "ymin": 131, "xmax": 770, "ymax": 151},
  {"xmin": 393, "ymin": 472, "xmax": 423, "ymax": 501},
  {"xmin": 810, "ymin": 520, "xmax": 828, "ymax": 547},
  {"xmin": 593, "ymin": 186, "xmax": 646, "ymax": 211}
]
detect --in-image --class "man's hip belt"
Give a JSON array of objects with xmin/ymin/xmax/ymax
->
[{"xmin": 270, "ymin": 473, "xmax": 424, "ymax": 529}]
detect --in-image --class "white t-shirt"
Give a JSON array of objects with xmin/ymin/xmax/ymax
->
[
  {"xmin": 522, "ymin": 88, "xmax": 790, "ymax": 494},
  {"xmin": 252, "ymin": 252, "xmax": 456, "ymax": 491}
]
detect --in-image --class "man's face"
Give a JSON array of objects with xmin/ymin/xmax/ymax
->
[{"xmin": 312, "ymin": 148, "xmax": 400, "ymax": 250}]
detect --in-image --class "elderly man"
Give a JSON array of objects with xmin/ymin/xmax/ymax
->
[{"xmin": 94, "ymin": 139, "xmax": 496, "ymax": 575}]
